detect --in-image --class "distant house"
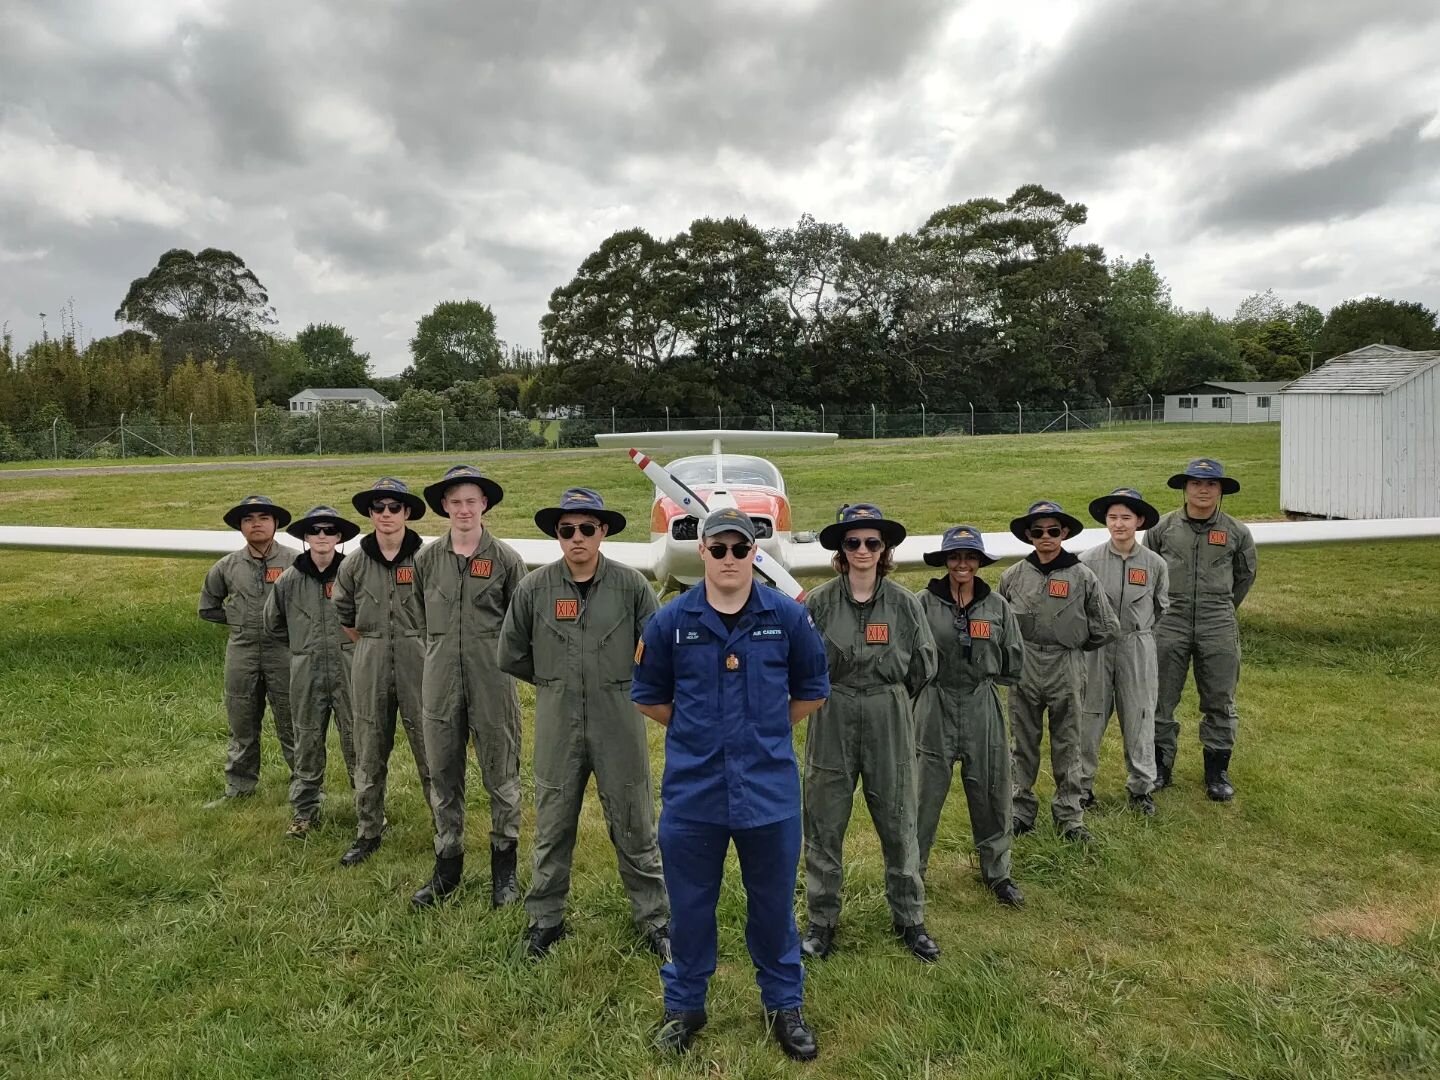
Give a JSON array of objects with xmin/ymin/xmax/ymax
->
[
  {"xmin": 1163, "ymin": 380, "xmax": 1289, "ymax": 423},
  {"xmin": 1280, "ymin": 343, "xmax": 1440, "ymax": 519},
  {"xmin": 289, "ymin": 388, "xmax": 393, "ymax": 413}
]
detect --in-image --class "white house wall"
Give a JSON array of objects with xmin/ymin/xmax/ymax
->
[
  {"xmin": 1281, "ymin": 393, "xmax": 1384, "ymax": 517},
  {"xmin": 1380, "ymin": 365, "xmax": 1439, "ymax": 517},
  {"xmin": 1165, "ymin": 394, "xmax": 1281, "ymax": 424}
]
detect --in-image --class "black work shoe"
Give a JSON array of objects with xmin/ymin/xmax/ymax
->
[
  {"xmin": 992, "ymin": 879, "xmax": 1026, "ymax": 908},
  {"xmin": 411, "ymin": 854, "xmax": 464, "ymax": 908},
  {"xmin": 526, "ymin": 921, "xmax": 568, "ymax": 959},
  {"xmin": 1012, "ymin": 816, "xmax": 1035, "ymax": 837},
  {"xmin": 894, "ymin": 923, "xmax": 941, "ymax": 963},
  {"xmin": 1154, "ymin": 754, "xmax": 1174, "ymax": 790},
  {"xmin": 340, "ymin": 834, "xmax": 381, "ymax": 867},
  {"xmin": 490, "ymin": 844, "xmax": 520, "ymax": 908},
  {"xmin": 800, "ymin": 922, "xmax": 836, "ymax": 960},
  {"xmin": 1062, "ymin": 824, "xmax": 1095, "ymax": 845},
  {"xmin": 654, "ymin": 1009, "xmax": 707, "ymax": 1054},
  {"xmin": 767, "ymin": 1007, "xmax": 818, "ymax": 1061},
  {"xmin": 1079, "ymin": 789, "xmax": 1097, "ymax": 810},
  {"xmin": 1128, "ymin": 792, "xmax": 1157, "ymax": 816},
  {"xmin": 1203, "ymin": 748, "xmax": 1235, "ymax": 802},
  {"xmin": 643, "ymin": 923, "xmax": 673, "ymax": 963}
]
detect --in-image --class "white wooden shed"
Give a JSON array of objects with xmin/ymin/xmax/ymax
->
[
  {"xmin": 1280, "ymin": 343, "xmax": 1440, "ymax": 518},
  {"xmin": 1163, "ymin": 381, "xmax": 1288, "ymax": 423}
]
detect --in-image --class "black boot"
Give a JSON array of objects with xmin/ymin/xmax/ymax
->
[
  {"xmin": 643, "ymin": 923, "xmax": 673, "ymax": 964},
  {"xmin": 339, "ymin": 834, "xmax": 382, "ymax": 868},
  {"xmin": 1203, "ymin": 748, "xmax": 1235, "ymax": 802},
  {"xmin": 526, "ymin": 921, "xmax": 568, "ymax": 959},
  {"xmin": 991, "ymin": 879, "xmax": 1026, "ymax": 908},
  {"xmin": 490, "ymin": 843, "xmax": 519, "ymax": 907},
  {"xmin": 654, "ymin": 1009, "xmax": 707, "ymax": 1054},
  {"xmin": 766, "ymin": 1007, "xmax": 818, "ymax": 1061},
  {"xmin": 411, "ymin": 854, "xmax": 463, "ymax": 908},
  {"xmin": 1154, "ymin": 751, "xmax": 1174, "ymax": 791},
  {"xmin": 1128, "ymin": 792, "xmax": 1157, "ymax": 817},
  {"xmin": 894, "ymin": 923, "xmax": 941, "ymax": 963},
  {"xmin": 800, "ymin": 922, "xmax": 836, "ymax": 960}
]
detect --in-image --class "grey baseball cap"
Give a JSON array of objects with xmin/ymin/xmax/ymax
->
[{"xmin": 700, "ymin": 507, "xmax": 757, "ymax": 541}]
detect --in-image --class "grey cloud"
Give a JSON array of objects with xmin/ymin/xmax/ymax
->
[{"xmin": 1198, "ymin": 114, "xmax": 1440, "ymax": 230}]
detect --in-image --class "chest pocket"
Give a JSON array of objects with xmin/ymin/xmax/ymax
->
[
  {"xmin": 423, "ymin": 574, "xmax": 456, "ymax": 632},
  {"xmin": 595, "ymin": 612, "xmax": 635, "ymax": 686}
]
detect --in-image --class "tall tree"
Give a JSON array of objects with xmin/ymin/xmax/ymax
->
[
  {"xmin": 295, "ymin": 322, "xmax": 372, "ymax": 386},
  {"xmin": 1315, "ymin": 297, "xmax": 1440, "ymax": 358},
  {"xmin": 407, "ymin": 300, "xmax": 503, "ymax": 392}
]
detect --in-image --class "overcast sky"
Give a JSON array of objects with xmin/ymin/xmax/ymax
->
[{"xmin": 3, "ymin": 0, "xmax": 1439, "ymax": 374}]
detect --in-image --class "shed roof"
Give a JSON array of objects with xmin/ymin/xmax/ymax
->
[
  {"xmin": 1282, "ymin": 343, "xmax": 1440, "ymax": 395},
  {"xmin": 1177, "ymin": 380, "xmax": 1291, "ymax": 395}
]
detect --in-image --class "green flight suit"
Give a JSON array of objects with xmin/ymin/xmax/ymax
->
[
  {"xmin": 914, "ymin": 578, "xmax": 1025, "ymax": 887},
  {"xmin": 497, "ymin": 555, "xmax": 668, "ymax": 933},
  {"xmin": 264, "ymin": 552, "xmax": 357, "ymax": 822},
  {"xmin": 415, "ymin": 529, "xmax": 526, "ymax": 860},
  {"xmin": 332, "ymin": 530, "xmax": 433, "ymax": 841},
  {"xmin": 1145, "ymin": 509, "xmax": 1257, "ymax": 759},
  {"xmin": 199, "ymin": 544, "xmax": 297, "ymax": 795},
  {"xmin": 803, "ymin": 575, "xmax": 937, "ymax": 931},
  {"xmin": 998, "ymin": 553, "xmax": 1118, "ymax": 832},
  {"xmin": 1078, "ymin": 542, "xmax": 1170, "ymax": 797}
]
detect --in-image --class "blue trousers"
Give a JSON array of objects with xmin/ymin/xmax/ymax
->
[{"xmin": 658, "ymin": 813, "xmax": 804, "ymax": 1013}]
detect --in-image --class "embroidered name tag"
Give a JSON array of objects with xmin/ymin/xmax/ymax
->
[
  {"xmin": 555, "ymin": 598, "xmax": 579, "ymax": 620},
  {"xmin": 865, "ymin": 623, "xmax": 889, "ymax": 644},
  {"xmin": 969, "ymin": 619, "xmax": 992, "ymax": 639},
  {"xmin": 469, "ymin": 558, "xmax": 493, "ymax": 578},
  {"xmin": 1047, "ymin": 579, "xmax": 1070, "ymax": 599},
  {"xmin": 395, "ymin": 566, "xmax": 414, "ymax": 585},
  {"xmin": 751, "ymin": 627, "xmax": 785, "ymax": 640},
  {"xmin": 677, "ymin": 628, "xmax": 707, "ymax": 645},
  {"xmin": 1208, "ymin": 530, "xmax": 1228, "ymax": 546},
  {"xmin": 324, "ymin": 582, "xmax": 334, "ymax": 599},
  {"xmin": 264, "ymin": 567, "xmax": 283, "ymax": 584},
  {"xmin": 1127, "ymin": 568, "xmax": 1148, "ymax": 586}
]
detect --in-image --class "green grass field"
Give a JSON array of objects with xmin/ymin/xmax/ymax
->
[{"xmin": 2, "ymin": 424, "xmax": 1437, "ymax": 1078}]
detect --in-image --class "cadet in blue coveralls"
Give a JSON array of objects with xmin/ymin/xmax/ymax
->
[{"xmin": 632, "ymin": 507, "xmax": 830, "ymax": 1061}]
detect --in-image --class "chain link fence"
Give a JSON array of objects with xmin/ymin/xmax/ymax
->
[{"xmin": 2, "ymin": 400, "xmax": 1174, "ymax": 462}]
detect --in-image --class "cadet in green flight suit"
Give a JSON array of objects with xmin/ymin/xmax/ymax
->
[
  {"xmin": 1078, "ymin": 488, "xmax": 1169, "ymax": 816},
  {"xmin": 999, "ymin": 500, "xmax": 1119, "ymax": 843},
  {"xmin": 411, "ymin": 465, "xmax": 527, "ymax": 910},
  {"xmin": 801, "ymin": 504, "xmax": 940, "ymax": 963},
  {"xmin": 264, "ymin": 505, "xmax": 361, "ymax": 839},
  {"xmin": 331, "ymin": 478, "xmax": 434, "ymax": 869},
  {"xmin": 1144, "ymin": 458, "xmax": 1257, "ymax": 802},
  {"xmin": 498, "ymin": 488, "xmax": 671, "ymax": 960},
  {"xmin": 198, "ymin": 494, "xmax": 297, "ymax": 804},
  {"xmin": 914, "ymin": 525, "xmax": 1027, "ymax": 908}
]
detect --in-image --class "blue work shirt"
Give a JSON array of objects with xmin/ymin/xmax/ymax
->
[{"xmin": 632, "ymin": 582, "xmax": 830, "ymax": 829}]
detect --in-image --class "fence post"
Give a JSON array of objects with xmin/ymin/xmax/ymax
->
[
  {"xmin": 316, "ymin": 408, "xmax": 323, "ymax": 455},
  {"xmin": 921, "ymin": 403, "xmax": 926, "ymax": 437},
  {"xmin": 820, "ymin": 404, "xmax": 825, "ymax": 432},
  {"xmin": 120, "ymin": 412, "xmax": 127, "ymax": 458},
  {"xmin": 664, "ymin": 405, "xmax": 670, "ymax": 431},
  {"xmin": 1147, "ymin": 393, "xmax": 1154, "ymax": 422},
  {"xmin": 968, "ymin": 401, "xmax": 974, "ymax": 436},
  {"xmin": 1106, "ymin": 398, "xmax": 1112, "ymax": 428},
  {"xmin": 497, "ymin": 407, "xmax": 504, "ymax": 450},
  {"xmin": 380, "ymin": 408, "xmax": 386, "ymax": 453},
  {"xmin": 1016, "ymin": 402, "xmax": 1023, "ymax": 434},
  {"xmin": 612, "ymin": 406, "xmax": 617, "ymax": 433},
  {"xmin": 871, "ymin": 403, "xmax": 876, "ymax": 439},
  {"xmin": 52, "ymin": 417, "xmax": 59, "ymax": 460},
  {"xmin": 1064, "ymin": 401, "xmax": 1070, "ymax": 433},
  {"xmin": 717, "ymin": 404, "xmax": 723, "ymax": 428},
  {"xmin": 253, "ymin": 409, "xmax": 260, "ymax": 456},
  {"xmin": 771, "ymin": 402, "xmax": 776, "ymax": 431},
  {"xmin": 188, "ymin": 412, "xmax": 195, "ymax": 457},
  {"xmin": 440, "ymin": 409, "xmax": 446, "ymax": 453}
]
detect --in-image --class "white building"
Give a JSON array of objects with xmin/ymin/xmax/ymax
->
[
  {"xmin": 1280, "ymin": 343, "xmax": 1440, "ymax": 519},
  {"xmin": 289, "ymin": 388, "xmax": 393, "ymax": 413},
  {"xmin": 1163, "ymin": 380, "xmax": 1289, "ymax": 423}
]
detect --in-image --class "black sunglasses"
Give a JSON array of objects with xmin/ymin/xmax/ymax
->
[
  {"xmin": 842, "ymin": 536, "xmax": 885, "ymax": 552},
  {"xmin": 1027, "ymin": 526, "xmax": 1065, "ymax": 539},
  {"xmin": 705, "ymin": 541, "xmax": 753, "ymax": 561},
  {"xmin": 306, "ymin": 525, "xmax": 341, "ymax": 537},
  {"xmin": 557, "ymin": 522, "xmax": 599, "ymax": 539},
  {"xmin": 370, "ymin": 500, "xmax": 405, "ymax": 515}
]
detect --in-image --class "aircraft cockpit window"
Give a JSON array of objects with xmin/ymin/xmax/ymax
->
[{"xmin": 668, "ymin": 455, "xmax": 782, "ymax": 490}]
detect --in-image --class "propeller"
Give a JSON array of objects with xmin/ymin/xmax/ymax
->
[{"xmin": 628, "ymin": 448, "xmax": 808, "ymax": 600}]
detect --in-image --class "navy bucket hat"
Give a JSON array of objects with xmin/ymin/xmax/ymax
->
[
  {"xmin": 923, "ymin": 524, "xmax": 997, "ymax": 567},
  {"xmin": 286, "ymin": 505, "xmax": 361, "ymax": 543},
  {"xmin": 424, "ymin": 464, "xmax": 505, "ymax": 517},
  {"xmin": 1088, "ymin": 487, "xmax": 1160, "ymax": 531},
  {"xmin": 350, "ymin": 476, "xmax": 426, "ymax": 520},
  {"xmin": 1167, "ymin": 457, "xmax": 1240, "ymax": 495},
  {"xmin": 818, "ymin": 502, "xmax": 907, "ymax": 550},
  {"xmin": 1009, "ymin": 500, "xmax": 1084, "ymax": 544},
  {"xmin": 534, "ymin": 487, "xmax": 626, "ymax": 537},
  {"xmin": 223, "ymin": 494, "xmax": 292, "ymax": 531}
]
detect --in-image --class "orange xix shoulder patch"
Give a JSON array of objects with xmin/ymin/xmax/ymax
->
[
  {"xmin": 865, "ymin": 623, "xmax": 890, "ymax": 644},
  {"xmin": 264, "ymin": 566, "xmax": 283, "ymax": 584},
  {"xmin": 395, "ymin": 566, "xmax": 414, "ymax": 585},
  {"xmin": 555, "ymin": 598, "xmax": 579, "ymax": 620},
  {"xmin": 633, "ymin": 640, "xmax": 645, "ymax": 664},
  {"xmin": 969, "ymin": 619, "xmax": 992, "ymax": 639},
  {"xmin": 1127, "ymin": 568, "xmax": 1148, "ymax": 586},
  {"xmin": 469, "ymin": 558, "xmax": 493, "ymax": 578},
  {"xmin": 1208, "ymin": 530, "xmax": 1228, "ymax": 546},
  {"xmin": 1047, "ymin": 579, "xmax": 1070, "ymax": 599}
]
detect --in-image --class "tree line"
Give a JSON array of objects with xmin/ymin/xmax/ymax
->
[{"xmin": 3, "ymin": 185, "xmax": 1438, "ymax": 455}]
